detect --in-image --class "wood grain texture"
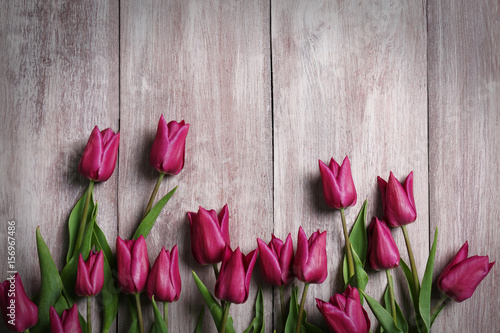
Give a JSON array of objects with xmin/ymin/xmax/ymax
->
[
  {"xmin": 272, "ymin": 0, "xmax": 428, "ymax": 330},
  {"xmin": 0, "ymin": 0, "xmax": 119, "ymax": 332},
  {"xmin": 428, "ymin": 0, "xmax": 500, "ymax": 331},
  {"xmin": 119, "ymin": 0, "xmax": 272, "ymax": 331}
]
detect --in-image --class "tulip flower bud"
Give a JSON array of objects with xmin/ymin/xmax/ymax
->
[
  {"xmin": 316, "ymin": 286, "xmax": 370, "ymax": 333},
  {"xmin": 377, "ymin": 171, "xmax": 417, "ymax": 227},
  {"xmin": 0, "ymin": 273, "xmax": 38, "ymax": 332},
  {"xmin": 319, "ymin": 156, "xmax": 357, "ymax": 209},
  {"xmin": 293, "ymin": 227, "xmax": 328, "ymax": 284},
  {"xmin": 214, "ymin": 245, "xmax": 258, "ymax": 304},
  {"xmin": 187, "ymin": 205, "xmax": 230, "ymax": 265},
  {"xmin": 257, "ymin": 234, "xmax": 294, "ymax": 286},
  {"xmin": 437, "ymin": 241, "xmax": 495, "ymax": 302},
  {"xmin": 150, "ymin": 115, "xmax": 190, "ymax": 175},
  {"xmin": 117, "ymin": 235, "xmax": 150, "ymax": 294},
  {"xmin": 146, "ymin": 245, "xmax": 182, "ymax": 303},
  {"xmin": 367, "ymin": 217, "xmax": 400, "ymax": 271},
  {"xmin": 78, "ymin": 126, "xmax": 120, "ymax": 182},
  {"xmin": 49, "ymin": 304, "xmax": 82, "ymax": 333},
  {"xmin": 75, "ymin": 250, "xmax": 104, "ymax": 297}
]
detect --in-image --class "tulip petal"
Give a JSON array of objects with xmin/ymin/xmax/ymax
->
[
  {"xmin": 257, "ymin": 238, "xmax": 282, "ymax": 286},
  {"xmin": 78, "ymin": 126, "xmax": 103, "ymax": 180},
  {"xmin": 97, "ymin": 132, "xmax": 120, "ymax": 182},
  {"xmin": 63, "ymin": 304, "xmax": 82, "ymax": 332},
  {"xmin": 338, "ymin": 156, "xmax": 357, "ymax": 207},
  {"xmin": 90, "ymin": 251, "xmax": 104, "ymax": 295},
  {"xmin": 189, "ymin": 206, "xmax": 228, "ymax": 265},
  {"xmin": 131, "ymin": 235, "xmax": 149, "ymax": 293},
  {"xmin": 117, "ymin": 237, "xmax": 134, "ymax": 293},
  {"xmin": 377, "ymin": 176, "xmax": 388, "ymax": 208},
  {"xmin": 215, "ymin": 247, "xmax": 247, "ymax": 304},
  {"xmin": 75, "ymin": 253, "xmax": 93, "ymax": 296},
  {"xmin": 437, "ymin": 241, "xmax": 469, "ymax": 287},
  {"xmin": 150, "ymin": 115, "xmax": 170, "ymax": 170},
  {"xmin": 280, "ymin": 234, "xmax": 295, "ymax": 285},
  {"xmin": 319, "ymin": 160, "xmax": 341, "ymax": 209},
  {"xmin": 302, "ymin": 231, "xmax": 328, "ymax": 284},
  {"xmin": 50, "ymin": 306, "xmax": 65, "ymax": 333},
  {"xmin": 160, "ymin": 123, "xmax": 189, "ymax": 175},
  {"xmin": 170, "ymin": 245, "xmax": 182, "ymax": 301},
  {"xmin": 404, "ymin": 171, "xmax": 416, "ymax": 211},
  {"xmin": 219, "ymin": 204, "xmax": 231, "ymax": 245},
  {"xmin": 293, "ymin": 227, "xmax": 309, "ymax": 281}
]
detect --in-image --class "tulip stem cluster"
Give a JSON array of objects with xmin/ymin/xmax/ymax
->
[
  {"xmin": 134, "ymin": 293, "xmax": 145, "ymax": 333},
  {"xmin": 340, "ymin": 208, "xmax": 355, "ymax": 279},
  {"xmin": 143, "ymin": 173, "xmax": 165, "ymax": 220},
  {"xmin": 73, "ymin": 180, "xmax": 94, "ymax": 258},
  {"xmin": 87, "ymin": 297, "xmax": 92, "ymax": 333},
  {"xmin": 220, "ymin": 302, "xmax": 231, "ymax": 333},
  {"xmin": 385, "ymin": 270, "xmax": 397, "ymax": 325},
  {"xmin": 401, "ymin": 225, "xmax": 420, "ymax": 295},
  {"xmin": 296, "ymin": 283, "xmax": 309, "ymax": 333}
]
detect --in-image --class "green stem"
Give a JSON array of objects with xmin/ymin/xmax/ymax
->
[
  {"xmin": 402, "ymin": 225, "xmax": 420, "ymax": 295},
  {"xmin": 386, "ymin": 270, "xmax": 397, "ymax": 325},
  {"xmin": 296, "ymin": 283, "xmax": 309, "ymax": 333},
  {"xmin": 279, "ymin": 286, "xmax": 286, "ymax": 329},
  {"xmin": 73, "ymin": 180, "xmax": 94, "ymax": 258},
  {"xmin": 164, "ymin": 302, "xmax": 169, "ymax": 329},
  {"xmin": 87, "ymin": 297, "xmax": 92, "ymax": 333},
  {"xmin": 24, "ymin": 330, "xmax": 30, "ymax": 333},
  {"xmin": 134, "ymin": 293, "xmax": 145, "ymax": 333},
  {"xmin": 142, "ymin": 173, "xmax": 165, "ymax": 220},
  {"xmin": 340, "ymin": 208, "xmax": 355, "ymax": 279},
  {"xmin": 220, "ymin": 302, "xmax": 231, "ymax": 333},
  {"xmin": 430, "ymin": 294, "xmax": 448, "ymax": 320},
  {"xmin": 212, "ymin": 263, "xmax": 219, "ymax": 279}
]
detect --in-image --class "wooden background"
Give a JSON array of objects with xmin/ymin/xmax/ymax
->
[{"xmin": 1, "ymin": 0, "xmax": 498, "ymax": 332}]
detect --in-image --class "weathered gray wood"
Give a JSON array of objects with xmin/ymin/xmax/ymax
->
[
  {"xmin": 272, "ymin": 0, "xmax": 428, "ymax": 330},
  {"xmin": 119, "ymin": 0, "xmax": 272, "ymax": 331},
  {"xmin": 428, "ymin": 0, "xmax": 500, "ymax": 331},
  {"xmin": 0, "ymin": 0, "xmax": 119, "ymax": 332}
]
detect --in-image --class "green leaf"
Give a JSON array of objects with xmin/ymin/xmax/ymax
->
[
  {"xmin": 92, "ymin": 222, "xmax": 114, "ymax": 266},
  {"xmin": 382, "ymin": 277, "xmax": 408, "ymax": 333},
  {"xmin": 346, "ymin": 246, "xmax": 369, "ymax": 303},
  {"xmin": 59, "ymin": 203, "xmax": 98, "ymax": 303},
  {"xmin": 243, "ymin": 287, "xmax": 264, "ymax": 333},
  {"xmin": 419, "ymin": 228, "xmax": 438, "ymax": 331},
  {"xmin": 32, "ymin": 227, "xmax": 65, "ymax": 333},
  {"xmin": 285, "ymin": 286, "xmax": 304, "ymax": 333},
  {"xmin": 430, "ymin": 300, "xmax": 446, "ymax": 326},
  {"xmin": 360, "ymin": 290, "xmax": 403, "ymax": 333},
  {"xmin": 302, "ymin": 307, "xmax": 325, "ymax": 333},
  {"xmin": 127, "ymin": 295, "xmax": 139, "ymax": 333},
  {"xmin": 343, "ymin": 200, "xmax": 368, "ymax": 283},
  {"xmin": 399, "ymin": 259, "xmax": 419, "ymax": 311},
  {"xmin": 66, "ymin": 188, "xmax": 95, "ymax": 263},
  {"xmin": 194, "ymin": 307, "xmax": 205, "ymax": 333},
  {"xmin": 191, "ymin": 271, "xmax": 236, "ymax": 333},
  {"xmin": 150, "ymin": 296, "xmax": 168, "ymax": 333},
  {"xmin": 92, "ymin": 221, "xmax": 119, "ymax": 332},
  {"xmin": 133, "ymin": 186, "xmax": 177, "ymax": 239}
]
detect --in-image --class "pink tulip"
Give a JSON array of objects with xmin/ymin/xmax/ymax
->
[
  {"xmin": 49, "ymin": 304, "xmax": 82, "ymax": 333},
  {"xmin": 214, "ymin": 245, "xmax": 258, "ymax": 304},
  {"xmin": 75, "ymin": 250, "xmax": 104, "ymax": 297},
  {"xmin": 377, "ymin": 171, "xmax": 416, "ymax": 227},
  {"xmin": 117, "ymin": 235, "xmax": 150, "ymax": 294},
  {"xmin": 78, "ymin": 126, "xmax": 120, "ymax": 182},
  {"xmin": 146, "ymin": 245, "xmax": 182, "ymax": 303},
  {"xmin": 367, "ymin": 217, "xmax": 400, "ymax": 271},
  {"xmin": 257, "ymin": 234, "xmax": 294, "ymax": 286},
  {"xmin": 150, "ymin": 115, "xmax": 190, "ymax": 175},
  {"xmin": 319, "ymin": 156, "xmax": 357, "ymax": 209},
  {"xmin": 187, "ymin": 205, "xmax": 230, "ymax": 265},
  {"xmin": 437, "ymin": 241, "xmax": 495, "ymax": 302},
  {"xmin": 316, "ymin": 286, "xmax": 370, "ymax": 333},
  {"xmin": 293, "ymin": 227, "xmax": 328, "ymax": 284},
  {"xmin": 0, "ymin": 273, "xmax": 38, "ymax": 332}
]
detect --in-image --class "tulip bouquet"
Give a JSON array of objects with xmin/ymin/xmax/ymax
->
[{"xmin": 0, "ymin": 117, "xmax": 495, "ymax": 333}]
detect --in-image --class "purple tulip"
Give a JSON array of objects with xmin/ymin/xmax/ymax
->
[
  {"xmin": 146, "ymin": 245, "xmax": 182, "ymax": 303},
  {"xmin": 49, "ymin": 304, "xmax": 82, "ymax": 333},
  {"xmin": 377, "ymin": 171, "xmax": 417, "ymax": 227},
  {"xmin": 214, "ymin": 245, "xmax": 258, "ymax": 304},
  {"xmin": 437, "ymin": 241, "xmax": 495, "ymax": 302},
  {"xmin": 0, "ymin": 273, "xmax": 38, "ymax": 332},
  {"xmin": 367, "ymin": 217, "xmax": 400, "ymax": 271},
  {"xmin": 117, "ymin": 235, "xmax": 150, "ymax": 294},
  {"xmin": 187, "ymin": 205, "xmax": 230, "ymax": 265},
  {"xmin": 293, "ymin": 227, "xmax": 328, "ymax": 284},
  {"xmin": 257, "ymin": 234, "xmax": 294, "ymax": 286},
  {"xmin": 150, "ymin": 115, "xmax": 190, "ymax": 175},
  {"xmin": 319, "ymin": 156, "xmax": 357, "ymax": 209},
  {"xmin": 316, "ymin": 285, "xmax": 370, "ymax": 333},
  {"xmin": 75, "ymin": 250, "xmax": 104, "ymax": 297},
  {"xmin": 78, "ymin": 126, "xmax": 120, "ymax": 182}
]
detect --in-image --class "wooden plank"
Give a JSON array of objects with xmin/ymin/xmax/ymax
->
[
  {"xmin": 272, "ymin": 0, "xmax": 428, "ymax": 330},
  {"xmin": 0, "ymin": 0, "xmax": 119, "ymax": 332},
  {"xmin": 119, "ymin": 0, "xmax": 272, "ymax": 331},
  {"xmin": 428, "ymin": 0, "xmax": 500, "ymax": 331}
]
